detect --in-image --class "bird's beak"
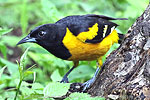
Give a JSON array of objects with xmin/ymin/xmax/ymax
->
[{"xmin": 17, "ymin": 35, "xmax": 37, "ymax": 45}]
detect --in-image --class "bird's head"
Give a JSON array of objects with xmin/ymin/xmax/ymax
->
[{"xmin": 17, "ymin": 24, "xmax": 61, "ymax": 48}]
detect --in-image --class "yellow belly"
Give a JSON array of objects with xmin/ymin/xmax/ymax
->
[{"xmin": 62, "ymin": 28, "xmax": 119, "ymax": 61}]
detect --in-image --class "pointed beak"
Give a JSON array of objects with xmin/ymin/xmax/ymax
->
[{"xmin": 17, "ymin": 35, "xmax": 37, "ymax": 45}]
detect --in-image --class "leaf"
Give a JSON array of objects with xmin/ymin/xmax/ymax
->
[
  {"xmin": 0, "ymin": 96, "xmax": 3, "ymax": 100},
  {"xmin": 20, "ymin": 47, "xmax": 30, "ymax": 65},
  {"xmin": 20, "ymin": 86, "xmax": 34, "ymax": 96},
  {"xmin": 0, "ymin": 28, "xmax": 12, "ymax": 36},
  {"xmin": 24, "ymin": 71, "xmax": 34, "ymax": 78},
  {"xmin": 66, "ymin": 92, "xmax": 91, "ymax": 99},
  {"xmin": 0, "ymin": 44, "xmax": 7, "ymax": 59},
  {"xmin": 19, "ymin": 47, "xmax": 30, "ymax": 78},
  {"xmin": 0, "ymin": 66, "xmax": 6, "ymax": 79},
  {"xmin": 69, "ymin": 65, "xmax": 95, "ymax": 81},
  {"xmin": 24, "ymin": 93, "xmax": 44, "ymax": 100},
  {"xmin": 50, "ymin": 69, "xmax": 62, "ymax": 82},
  {"xmin": 23, "ymin": 64, "xmax": 36, "ymax": 78},
  {"xmin": 43, "ymin": 82, "xmax": 70, "ymax": 98},
  {"xmin": 52, "ymin": 58, "xmax": 69, "ymax": 68},
  {"xmin": 41, "ymin": 0, "xmax": 61, "ymax": 22},
  {"xmin": 79, "ymin": 2, "xmax": 95, "ymax": 12},
  {"xmin": 32, "ymin": 83, "xmax": 44, "ymax": 94},
  {"xmin": 65, "ymin": 92, "xmax": 105, "ymax": 100},
  {"xmin": 14, "ymin": 79, "xmax": 31, "ymax": 87},
  {"xmin": 0, "ymin": 58, "xmax": 18, "ymax": 74},
  {"xmin": 20, "ymin": 0, "xmax": 28, "ymax": 34},
  {"xmin": 32, "ymin": 83, "xmax": 44, "ymax": 90},
  {"xmin": 0, "ymin": 35, "xmax": 20, "ymax": 47}
]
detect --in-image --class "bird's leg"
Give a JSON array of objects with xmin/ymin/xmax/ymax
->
[
  {"xmin": 82, "ymin": 66, "xmax": 100, "ymax": 91},
  {"xmin": 60, "ymin": 65, "xmax": 76, "ymax": 83},
  {"xmin": 60, "ymin": 61, "xmax": 79, "ymax": 83},
  {"xmin": 82, "ymin": 58, "xmax": 105, "ymax": 91}
]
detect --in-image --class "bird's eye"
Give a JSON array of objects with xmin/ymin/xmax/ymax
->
[{"xmin": 38, "ymin": 31, "xmax": 46, "ymax": 37}]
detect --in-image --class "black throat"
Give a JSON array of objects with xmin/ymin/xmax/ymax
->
[{"xmin": 43, "ymin": 42, "xmax": 71, "ymax": 60}]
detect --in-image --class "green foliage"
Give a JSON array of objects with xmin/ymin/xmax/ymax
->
[
  {"xmin": 20, "ymin": 0, "xmax": 28, "ymax": 34},
  {"xmin": 15, "ymin": 47, "xmax": 35, "ymax": 100},
  {"xmin": 0, "ymin": 28, "xmax": 12, "ymax": 59},
  {"xmin": 44, "ymin": 82, "xmax": 70, "ymax": 98},
  {"xmin": 0, "ymin": 66, "xmax": 6, "ymax": 84},
  {"xmin": 65, "ymin": 92, "xmax": 105, "ymax": 100},
  {"xmin": 69, "ymin": 65, "xmax": 95, "ymax": 82},
  {"xmin": 0, "ymin": 28, "xmax": 12, "ymax": 36},
  {"xmin": 0, "ymin": 0, "xmax": 149, "ymax": 99}
]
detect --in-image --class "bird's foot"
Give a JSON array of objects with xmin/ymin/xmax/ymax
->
[
  {"xmin": 60, "ymin": 76, "xmax": 69, "ymax": 83},
  {"xmin": 82, "ymin": 77, "xmax": 95, "ymax": 92}
]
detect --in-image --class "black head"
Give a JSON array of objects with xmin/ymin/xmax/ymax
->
[{"xmin": 17, "ymin": 24, "xmax": 62, "ymax": 48}]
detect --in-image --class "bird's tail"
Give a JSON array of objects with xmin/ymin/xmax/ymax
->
[{"xmin": 118, "ymin": 33, "xmax": 125, "ymax": 43}]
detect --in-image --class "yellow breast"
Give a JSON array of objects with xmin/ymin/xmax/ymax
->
[{"xmin": 62, "ymin": 28, "xmax": 119, "ymax": 61}]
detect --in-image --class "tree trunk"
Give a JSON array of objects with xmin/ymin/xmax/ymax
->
[{"xmin": 87, "ymin": 3, "xmax": 150, "ymax": 100}]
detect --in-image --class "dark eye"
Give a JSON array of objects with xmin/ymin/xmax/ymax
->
[{"xmin": 38, "ymin": 31, "xmax": 46, "ymax": 37}]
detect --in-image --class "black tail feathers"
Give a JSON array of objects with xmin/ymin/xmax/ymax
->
[{"xmin": 118, "ymin": 33, "xmax": 125, "ymax": 43}]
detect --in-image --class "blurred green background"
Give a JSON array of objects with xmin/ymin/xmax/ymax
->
[{"xmin": 0, "ymin": 0, "xmax": 149, "ymax": 99}]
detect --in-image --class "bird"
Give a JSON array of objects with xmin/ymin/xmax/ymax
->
[{"xmin": 17, "ymin": 14, "xmax": 127, "ymax": 91}]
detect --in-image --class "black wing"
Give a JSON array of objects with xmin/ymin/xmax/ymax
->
[
  {"xmin": 56, "ymin": 14, "xmax": 126, "ymax": 43},
  {"xmin": 85, "ymin": 14, "xmax": 128, "ymax": 20}
]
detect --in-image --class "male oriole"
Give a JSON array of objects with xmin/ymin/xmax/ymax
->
[{"xmin": 17, "ymin": 14, "xmax": 127, "ymax": 91}]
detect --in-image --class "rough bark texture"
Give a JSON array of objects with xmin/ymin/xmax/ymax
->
[{"xmin": 87, "ymin": 3, "xmax": 150, "ymax": 100}]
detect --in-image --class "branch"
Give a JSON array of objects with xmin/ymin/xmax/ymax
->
[{"xmin": 87, "ymin": 3, "xmax": 150, "ymax": 100}]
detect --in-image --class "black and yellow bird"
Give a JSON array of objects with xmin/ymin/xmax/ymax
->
[{"xmin": 17, "ymin": 14, "xmax": 127, "ymax": 91}]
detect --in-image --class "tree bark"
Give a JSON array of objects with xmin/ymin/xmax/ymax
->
[{"xmin": 87, "ymin": 3, "xmax": 150, "ymax": 100}]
